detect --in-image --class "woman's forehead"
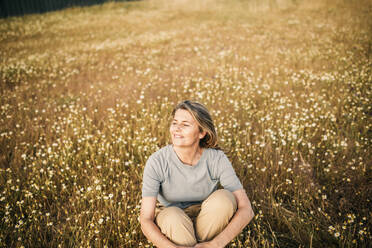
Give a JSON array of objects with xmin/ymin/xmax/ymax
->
[{"xmin": 173, "ymin": 109, "xmax": 196, "ymax": 122}]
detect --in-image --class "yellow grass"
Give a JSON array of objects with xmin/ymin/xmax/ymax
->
[{"xmin": 0, "ymin": 0, "xmax": 371, "ymax": 247}]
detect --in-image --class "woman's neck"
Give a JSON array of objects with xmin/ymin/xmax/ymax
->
[{"xmin": 173, "ymin": 144, "xmax": 203, "ymax": 166}]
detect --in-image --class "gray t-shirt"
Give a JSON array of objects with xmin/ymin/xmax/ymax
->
[{"xmin": 142, "ymin": 145, "xmax": 243, "ymax": 209}]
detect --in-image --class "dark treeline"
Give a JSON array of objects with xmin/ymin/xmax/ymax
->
[{"xmin": 0, "ymin": 0, "xmax": 137, "ymax": 18}]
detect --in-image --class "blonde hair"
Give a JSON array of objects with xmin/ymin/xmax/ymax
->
[{"xmin": 172, "ymin": 100, "xmax": 219, "ymax": 149}]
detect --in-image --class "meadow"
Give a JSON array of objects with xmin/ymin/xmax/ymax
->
[{"xmin": 0, "ymin": 0, "xmax": 371, "ymax": 247}]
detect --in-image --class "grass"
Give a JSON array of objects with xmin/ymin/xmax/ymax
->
[{"xmin": 0, "ymin": 0, "xmax": 371, "ymax": 247}]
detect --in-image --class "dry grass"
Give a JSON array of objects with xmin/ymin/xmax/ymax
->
[{"xmin": 0, "ymin": 0, "xmax": 371, "ymax": 247}]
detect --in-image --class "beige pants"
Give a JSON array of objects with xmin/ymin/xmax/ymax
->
[{"xmin": 155, "ymin": 189, "xmax": 237, "ymax": 246}]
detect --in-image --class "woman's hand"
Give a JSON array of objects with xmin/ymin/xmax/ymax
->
[{"xmin": 193, "ymin": 241, "xmax": 216, "ymax": 248}]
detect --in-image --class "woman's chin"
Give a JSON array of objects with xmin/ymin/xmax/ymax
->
[
  {"xmin": 172, "ymin": 141, "xmax": 188, "ymax": 147},
  {"xmin": 172, "ymin": 142, "xmax": 183, "ymax": 147}
]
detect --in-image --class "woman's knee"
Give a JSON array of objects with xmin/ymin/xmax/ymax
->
[
  {"xmin": 202, "ymin": 189, "xmax": 237, "ymax": 213},
  {"xmin": 196, "ymin": 190, "xmax": 238, "ymax": 241}
]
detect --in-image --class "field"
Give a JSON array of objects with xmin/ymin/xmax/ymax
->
[{"xmin": 0, "ymin": 0, "xmax": 371, "ymax": 247}]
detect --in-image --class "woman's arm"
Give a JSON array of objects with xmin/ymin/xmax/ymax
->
[
  {"xmin": 195, "ymin": 189, "xmax": 254, "ymax": 248},
  {"xmin": 140, "ymin": 197, "xmax": 191, "ymax": 248}
]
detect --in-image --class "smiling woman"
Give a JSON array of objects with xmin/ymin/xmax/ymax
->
[{"xmin": 140, "ymin": 100, "xmax": 255, "ymax": 248}]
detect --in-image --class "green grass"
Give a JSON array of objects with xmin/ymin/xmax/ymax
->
[{"xmin": 0, "ymin": 0, "xmax": 371, "ymax": 247}]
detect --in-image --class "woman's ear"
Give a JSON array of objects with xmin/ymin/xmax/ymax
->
[{"xmin": 199, "ymin": 130, "xmax": 207, "ymax": 140}]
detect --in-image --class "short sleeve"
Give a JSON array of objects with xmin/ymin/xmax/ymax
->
[
  {"xmin": 217, "ymin": 151, "xmax": 243, "ymax": 192},
  {"xmin": 142, "ymin": 155, "xmax": 162, "ymax": 197}
]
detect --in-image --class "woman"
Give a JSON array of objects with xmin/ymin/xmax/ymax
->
[{"xmin": 140, "ymin": 100, "xmax": 254, "ymax": 248}]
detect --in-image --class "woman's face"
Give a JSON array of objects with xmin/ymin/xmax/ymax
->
[{"xmin": 170, "ymin": 109, "xmax": 205, "ymax": 148}]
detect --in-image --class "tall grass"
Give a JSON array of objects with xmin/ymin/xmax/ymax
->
[{"xmin": 0, "ymin": 0, "xmax": 371, "ymax": 247}]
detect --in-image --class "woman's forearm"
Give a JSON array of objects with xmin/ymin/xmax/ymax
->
[
  {"xmin": 210, "ymin": 206, "xmax": 254, "ymax": 248},
  {"xmin": 140, "ymin": 218, "xmax": 178, "ymax": 248}
]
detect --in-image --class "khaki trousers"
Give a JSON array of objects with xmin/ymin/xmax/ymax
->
[{"xmin": 155, "ymin": 189, "xmax": 237, "ymax": 246}]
